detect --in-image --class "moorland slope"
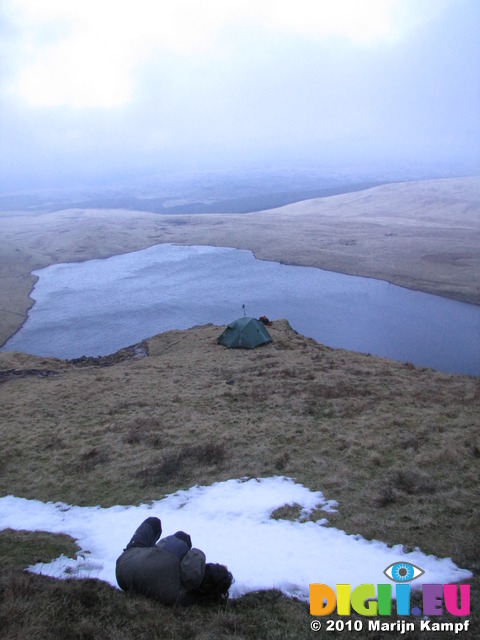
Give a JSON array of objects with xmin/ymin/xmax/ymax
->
[
  {"xmin": 0, "ymin": 177, "xmax": 479, "ymax": 638},
  {"xmin": 0, "ymin": 320, "xmax": 478, "ymax": 638}
]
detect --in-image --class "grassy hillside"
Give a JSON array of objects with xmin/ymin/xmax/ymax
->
[{"xmin": 0, "ymin": 320, "xmax": 478, "ymax": 638}]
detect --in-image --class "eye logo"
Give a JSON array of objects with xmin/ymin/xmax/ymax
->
[{"xmin": 384, "ymin": 562, "xmax": 424, "ymax": 582}]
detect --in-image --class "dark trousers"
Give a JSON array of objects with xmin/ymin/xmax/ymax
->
[{"xmin": 125, "ymin": 517, "xmax": 161, "ymax": 550}]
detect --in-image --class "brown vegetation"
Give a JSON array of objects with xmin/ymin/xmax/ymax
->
[
  {"xmin": 0, "ymin": 319, "xmax": 478, "ymax": 638},
  {"xmin": 0, "ymin": 177, "xmax": 479, "ymax": 637}
]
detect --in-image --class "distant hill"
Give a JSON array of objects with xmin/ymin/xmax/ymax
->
[{"xmin": 0, "ymin": 176, "xmax": 479, "ymax": 350}]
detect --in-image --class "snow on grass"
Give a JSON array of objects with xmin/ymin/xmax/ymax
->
[{"xmin": 0, "ymin": 476, "xmax": 471, "ymax": 600}]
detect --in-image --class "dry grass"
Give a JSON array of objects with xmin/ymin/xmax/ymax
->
[
  {"xmin": 0, "ymin": 319, "xmax": 478, "ymax": 638},
  {"xmin": 0, "ymin": 563, "xmax": 311, "ymax": 640},
  {"xmin": 0, "ymin": 177, "xmax": 479, "ymax": 637}
]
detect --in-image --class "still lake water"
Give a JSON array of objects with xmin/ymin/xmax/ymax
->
[{"xmin": 3, "ymin": 244, "xmax": 480, "ymax": 375}]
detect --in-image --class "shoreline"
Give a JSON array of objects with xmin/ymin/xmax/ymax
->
[
  {"xmin": 2, "ymin": 241, "xmax": 479, "ymax": 354},
  {"xmin": 0, "ymin": 176, "xmax": 479, "ymax": 348},
  {"xmin": 2, "ymin": 243, "xmax": 480, "ymax": 377}
]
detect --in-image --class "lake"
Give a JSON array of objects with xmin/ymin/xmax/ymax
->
[{"xmin": 2, "ymin": 244, "xmax": 479, "ymax": 375}]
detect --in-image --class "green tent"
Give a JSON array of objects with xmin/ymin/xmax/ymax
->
[{"xmin": 217, "ymin": 317, "xmax": 272, "ymax": 349}]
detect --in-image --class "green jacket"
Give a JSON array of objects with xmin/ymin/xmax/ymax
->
[{"xmin": 116, "ymin": 533, "xmax": 206, "ymax": 605}]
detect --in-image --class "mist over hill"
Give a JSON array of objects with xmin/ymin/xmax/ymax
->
[{"xmin": 1, "ymin": 162, "xmax": 479, "ymax": 216}]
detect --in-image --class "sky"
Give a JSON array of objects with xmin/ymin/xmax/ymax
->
[
  {"xmin": 1, "ymin": 0, "xmax": 479, "ymax": 191},
  {"xmin": 0, "ymin": 476, "xmax": 472, "ymax": 602}
]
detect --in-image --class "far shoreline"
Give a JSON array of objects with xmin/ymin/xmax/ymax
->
[
  {"xmin": 0, "ymin": 176, "xmax": 479, "ymax": 348},
  {"xmin": 2, "ymin": 238, "xmax": 479, "ymax": 353},
  {"xmin": 3, "ymin": 242, "xmax": 480, "ymax": 377}
]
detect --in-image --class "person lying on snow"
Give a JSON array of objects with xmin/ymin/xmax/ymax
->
[{"xmin": 116, "ymin": 516, "xmax": 233, "ymax": 605}]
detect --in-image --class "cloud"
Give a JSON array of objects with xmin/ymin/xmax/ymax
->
[
  {"xmin": 1, "ymin": 0, "xmax": 479, "ymax": 189},
  {"xmin": 3, "ymin": 0, "xmax": 454, "ymax": 109}
]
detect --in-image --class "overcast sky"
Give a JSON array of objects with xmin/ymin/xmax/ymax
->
[{"xmin": 1, "ymin": 0, "xmax": 479, "ymax": 191}]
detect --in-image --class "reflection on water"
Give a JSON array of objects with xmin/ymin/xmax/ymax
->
[{"xmin": 2, "ymin": 244, "xmax": 480, "ymax": 375}]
